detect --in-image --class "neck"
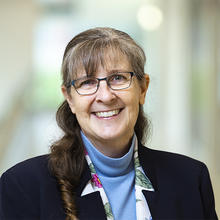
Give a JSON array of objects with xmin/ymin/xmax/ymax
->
[
  {"xmin": 81, "ymin": 132, "xmax": 133, "ymax": 158},
  {"xmin": 91, "ymin": 139, "xmax": 131, "ymax": 158}
]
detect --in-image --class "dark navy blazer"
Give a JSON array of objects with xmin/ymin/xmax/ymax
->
[{"xmin": 0, "ymin": 144, "xmax": 218, "ymax": 220}]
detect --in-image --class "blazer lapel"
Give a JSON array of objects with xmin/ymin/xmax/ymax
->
[
  {"xmin": 138, "ymin": 144, "xmax": 161, "ymax": 220},
  {"xmin": 142, "ymin": 190, "xmax": 161, "ymax": 220},
  {"xmin": 75, "ymin": 160, "xmax": 107, "ymax": 220},
  {"xmin": 76, "ymin": 191, "xmax": 107, "ymax": 220}
]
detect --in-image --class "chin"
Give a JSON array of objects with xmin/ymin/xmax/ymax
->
[{"xmin": 98, "ymin": 130, "xmax": 128, "ymax": 141}]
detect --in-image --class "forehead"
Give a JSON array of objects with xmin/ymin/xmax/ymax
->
[{"xmin": 74, "ymin": 48, "xmax": 132, "ymax": 78}]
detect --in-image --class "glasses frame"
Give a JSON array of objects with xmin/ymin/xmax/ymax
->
[{"xmin": 70, "ymin": 71, "xmax": 135, "ymax": 95}]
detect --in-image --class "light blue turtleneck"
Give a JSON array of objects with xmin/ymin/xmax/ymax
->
[{"xmin": 81, "ymin": 131, "xmax": 136, "ymax": 220}]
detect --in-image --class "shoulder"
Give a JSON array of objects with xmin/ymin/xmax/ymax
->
[
  {"xmin": 138, "ymin": 144, "xmax": 215, "ymax": 200},
  {"xmin": 0, "ymin": 155, "xmax": 56, "ymax": 205},
  {"xmin": 0, "ymin": 155, "xmax": 53, "ymax": 188},
  {"xmin": 0, "ymin": 155, "xmax": 64, "ymax": 219},
  {"xmin": 138, "ymin": 144, "xmax": 209, "ymax": 185},
  {"xmin": 138, "ymin": 146, "xmax": 218, "ymax": 219},
  {"xmin": 139, "ymin": 144, "xmax": 206, "ymax": 169},
  {"xmin": 2, "ymin": 155, "xmax": 49, "ymax": 175}
]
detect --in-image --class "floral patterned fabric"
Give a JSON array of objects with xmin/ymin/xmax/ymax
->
[{"xmin": 81, "ymin": 138, "xmax": 154, "ymax": 220}]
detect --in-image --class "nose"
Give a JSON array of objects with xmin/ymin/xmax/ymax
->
[{"xmin": 95, "ymin": 80, "xmax": 116, "ymax": 103}]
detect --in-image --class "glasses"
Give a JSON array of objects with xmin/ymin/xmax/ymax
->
[{"xmin": 70, "ymin": 72, "xmax": 135, "ymax": 95}]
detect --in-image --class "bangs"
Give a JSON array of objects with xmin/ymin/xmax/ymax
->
[{"xmin": 69, "ymin": 39, "xmax": 130, "ymax": 78}]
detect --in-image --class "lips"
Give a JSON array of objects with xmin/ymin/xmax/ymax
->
[{"xmin": 94, "ymin": 109, "xmax": 120, "ymax": 118}]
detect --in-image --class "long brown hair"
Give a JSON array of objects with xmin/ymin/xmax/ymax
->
[{"xmin": 49, "ymin": 27, "xmax": 151, "ymax": 220}]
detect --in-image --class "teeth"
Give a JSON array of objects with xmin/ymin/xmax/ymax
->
[{"xmin": 95, "ymin": 109, "xmax": 120, "ymax": 118}]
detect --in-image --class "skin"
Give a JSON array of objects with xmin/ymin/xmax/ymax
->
[{"xmin": 62, "ymin": 53, "xmax": 149, "ymax": 158}]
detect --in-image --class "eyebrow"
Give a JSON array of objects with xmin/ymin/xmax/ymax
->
[
  {"xmin": 108, "ymin": 69, "xmax": 129, "ymax": 74},
  {"xmin": 74, "ymin": 69, "xmax": 131, "ymax": 80}
]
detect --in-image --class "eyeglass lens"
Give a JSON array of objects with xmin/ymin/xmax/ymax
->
[{"xmin": 73, "ymin": 72, "xmax": 133, "ymax": 95}]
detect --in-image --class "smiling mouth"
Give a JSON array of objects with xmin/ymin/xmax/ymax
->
[{"xmin": 94, "ymin": 109, "xmax": 121, "ymax": 118}]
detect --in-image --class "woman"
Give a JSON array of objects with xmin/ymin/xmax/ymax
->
[{"xmin": 0, "ymin": 27, "xmax": 218, "ymax": 220}]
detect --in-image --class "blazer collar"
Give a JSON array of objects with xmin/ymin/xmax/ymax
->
[
  {"xmin": 138, "ymin": 143, "xmax": 158, "ymax": 191},
  {"xmin": 74, "ymin": 159, "xmax": 107, "ymax": 219},
  {"xmin": 138, "ymin": 143, "xmax": 161, "ymax": 220},
  {"xmin": 75, "ymin": 158, "xmax": 92, "ymax": 196}
]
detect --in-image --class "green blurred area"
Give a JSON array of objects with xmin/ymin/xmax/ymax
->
[{"xmin": 30, "ymin": 71, "xmax": 63, "ymax": 111}]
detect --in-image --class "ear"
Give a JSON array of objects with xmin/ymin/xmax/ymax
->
[
  {"xmin": 139, "ymin": 74, "xmax": 150, "ymax": 105},
  {"xmin": 61, "ymin": 85, "xmax": 76, "ymax": 113}
]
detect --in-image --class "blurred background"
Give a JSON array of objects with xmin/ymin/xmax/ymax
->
[{"xmin": 0, "ymin": 0, "xmax": 219, "ymax": 215}]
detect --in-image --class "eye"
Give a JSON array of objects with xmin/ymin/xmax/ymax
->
[
  {"xmin": 113, "ymin": 75, "xmax": 124, "ymax": 80},
  {"xmin": 75, "ymin": 78, "xmax": 97, "ymax": 88},
  {"xmin": 109, "ymin": 73, "xmax": 128, "ymax": 84},
  {"xmin": 81, "ymin": 79, "xmax": 97, "ymax": 86}
]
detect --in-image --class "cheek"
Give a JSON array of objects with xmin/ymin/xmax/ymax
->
[
  {"xmin": 132, "ymin": 102, "xmax": 140, "ymax": 121},
  {"xmin": 72, "ymin": 97, "xmax": 93, "ymax": 117},
  {"xmin": 126, "ymin": 94, "xmax": 140, "ymax": 119},
  {"xmin": 66, "ymin": 99, "xmax": 76, "ymax": 114}
]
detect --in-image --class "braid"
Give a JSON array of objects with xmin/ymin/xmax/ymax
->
[
  {"xmin": 49, "ymin": 101, "xmax": 84, "ymax": 219},
  {"xmin": 58, "ymin": 178, "xmax": 78, "ymax": 220}
]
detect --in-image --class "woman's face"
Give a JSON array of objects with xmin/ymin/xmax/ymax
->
[{"xmin": 63, "ymin": 53, "xmax": 149, "ymax": 157}]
